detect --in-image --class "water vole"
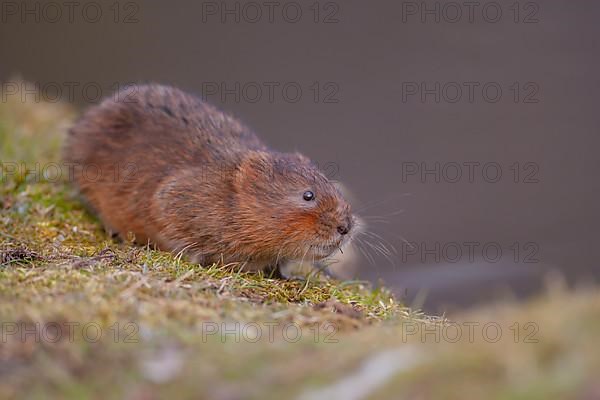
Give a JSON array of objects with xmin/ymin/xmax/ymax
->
[{"xmin": 64, "ymin": 84, "xmax": 355, "ymax": 272}]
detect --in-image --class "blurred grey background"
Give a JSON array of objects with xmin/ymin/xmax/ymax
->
[{"xmin": 1, "ymin": 0, "xmax": 599, "ymax": 313}]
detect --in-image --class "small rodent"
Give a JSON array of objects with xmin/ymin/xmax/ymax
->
[{"xmin": 64, "ymin": 84, "xmax": 355, "ymax": 272}]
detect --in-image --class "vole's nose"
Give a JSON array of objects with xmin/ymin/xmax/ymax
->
[
  {"xmin": 337, "ymin": 225, "xmax": 349, "ymax": 235},
  {"xmin": 337, "ymin": 217, "xmax": 352, "ymax": 235}
]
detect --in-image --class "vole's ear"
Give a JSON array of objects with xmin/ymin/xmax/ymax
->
[{"xmin": 233, "ymin": 151, "xmax": 275, "ymax": 190}]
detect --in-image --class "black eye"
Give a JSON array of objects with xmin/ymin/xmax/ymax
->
[{"xmin": 303, "ymin": 191, "xmax": 315, "ymax": 201}]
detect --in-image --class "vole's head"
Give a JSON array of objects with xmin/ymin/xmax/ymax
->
[{"xmin": 233, "ymin": 151, "xmax": 355, "ymax": 263}]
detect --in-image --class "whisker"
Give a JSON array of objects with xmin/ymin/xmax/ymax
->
[
  {"xmin": 395, "ymin": 234, "xmax": 415, "ymax": 250},
  {"xmin": 299, "ymin": 245, "xmax": 310, "ymax": 266},
  {"xmin": 359, "ymin": 216, "xmax": 392, "ymax": 225},
  {"xmin": 353, "ymin": 192, "xmax": 412, "ymax": 213},
  {"xmin": 354, "ymin": 237, "xmax": 376, "ymax": 267},
  {"xmin": 359, "ymin": 210, "xmax": 406, "ymax": 221},
  {"xmin": 361, "ymin": 235, "xmax": 397, "ymax": 267},
  {"xmin": 360, "ymin": 230, "xmax": 399, "ymax": 256}
]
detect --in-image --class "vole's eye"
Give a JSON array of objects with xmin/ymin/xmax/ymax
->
[{"xmin": 303, "ymin": 191, "xmax": 315, "ymax": 201}]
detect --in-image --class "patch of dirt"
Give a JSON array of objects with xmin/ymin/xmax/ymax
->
[
  {"xmin": 69, "ymin": 248, "xmax": 117, "ymax": 269},
  {"xmin": 314, "ymin": 299, "xmax": 364, "ymax": 319},
  {"xmin": 0, "ymin": 246, "xmax": 39, "ymax": 266}
]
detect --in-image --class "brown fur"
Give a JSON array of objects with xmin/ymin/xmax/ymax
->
[{"xmin": 64, "ymin": 84, "xmax": 354, "ymax": 271}]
